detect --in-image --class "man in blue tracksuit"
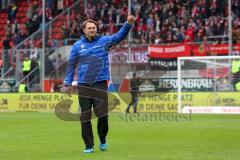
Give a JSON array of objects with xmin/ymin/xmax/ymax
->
[{"xmin": 64, "ymin": 15, "xmax": 135, "ymax": 153}]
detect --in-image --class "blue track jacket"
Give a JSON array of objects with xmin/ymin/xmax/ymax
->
[{"xmin": 64, "ymin": 22, "xmax": 132, "ymax": 85}]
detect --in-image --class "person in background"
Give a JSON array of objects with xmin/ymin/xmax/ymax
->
[
  {"xmin": 126, "ymin": 72, "xmax": 141, "ymax": 113},
  {"xmin": 22, "ymin": 55, "xmax": 32, "ymax": 78},
  {"xmin": 18, "ymin": 81, "xmax": 28, "ymax": 93},
  {"xmin": 231, "ymin": 59, "xmax": 240, "ymax": 91}
]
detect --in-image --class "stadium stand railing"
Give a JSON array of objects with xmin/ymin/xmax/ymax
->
[{"xmin": 0, "ymin": 0, "xmax": 84, "ymax": 92}]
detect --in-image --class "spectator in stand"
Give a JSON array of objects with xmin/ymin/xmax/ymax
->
[
  {"xmin": 11, "ymin": 2, "xmax": 17, "ymax": 20},
  {"xmin": 12, "ymin": 20, "xmax": 19, "ymax": 35},
  {"xmin": 154, "ymin": 34, "xmax": 162, "ymax": 44},
  {"xmin": 2, "ymin": 36, "xmax": 13, "ymax": 71},
  {"xmin": 18, "ymin": 27, "xmax": 28, "ymax": 42},
  {"xmin": 168, "ymin": 11, "xmax": 176, "ymax": 25},
  {"xmin": 154, "ymin": 15, "xmax": 161, "ymax": 33},
  {"xmin": 63, "ymin": 0, "xmax": 73, "ymax": 7},
  {"xmin": 61, "ymin": 22, "xmax": 69, "ymax": 39},
  {"xmin": 29, "ymin": 44, "xmax": 39, "ymax": 60},
  {"xmin": 209, "ymin": 0, "xmax": 218, "ymax": 16},
  {"xmin": 7, "ymin": 2, "xmax": 17, "ymax": 21},
  {"xmin": 26, "ymin": 4, "xmax": 33, "ymax": 21},
  {"xmin": 69, "ymin": 27, "xmax": 81, "ymax": 40},
  {"xmin": 166, "ymin": 33, "xmax": 173, "ymax": 43},
  {"xmin": 233, "ymin": 22, "xmax": 240, "ymax": 43},
  {"xmin": 45, "ymin": 55, "xmax": 54, "ymax": 76},
  {"xmin": 85, "ymin": 3, "xmax": 96, "ymax": 19},
  {"xmin": 28, "ymin": 15, "xmax": 40, "ymax": 35},
  {"xmin": 3, "ymin": 36, "xmax": 13, "ymax": 49},
  {"xmin": 97, "ymin": 19, "xmax": 106, "ymax": 33},
  {"xmin": 232, "ymin": 0, "xmax": 240, "ymax": 17},
  {"xmin": 47, "ymin": 35, "xmax": 57, "ymax": 48},
  {"xmin": 107, "ymin": 20, "xmax": 117, "ymax": 35},
  {"xmin": 70, "ymin": 18, "xmax": 78, "ymax": 34},
  {"xmin": 159, "ymin": 25, "xmax": 167, "ymax": 42},
  {"xmin": 185, "ymin": 23, "xmax": 195, "ymax": 42},
  {"xmin": 214, "ymin": 19, "xmax": 224, "ymax": 36},
  {"xmin": 175, "ymin": 27, "xmax": 185, "ymax": 42},
  {"xmin": 46, "ymin": 0, "xmax": 54, "ymax": 10},
  {"xmin": 194, "ymin": 32, "xmax": 203, "ymax": 43},
  {"xmin": 57, "ymin": 0, "xmax": 64, "ymax": 13},
  {"xmin": 13, "ymin": 33, "xmax": 21, "ymax": 46},
  {"xmin": 136, "ymin": 18, "xmax": 146, "ymax": 38},
  {"xmin": 50, "ymin": 0, "xmax": 58, "ymax": 16},
  {"xmin": 184, "ymin": 35, "xmax": 191, "ymax": 43},
  {"xmin": 140, "ymin": 34, "xmax": 147, "ymax": 44},
  {"xmin": 146, "ymin": 13, "xmax": 154, "ymax": 34},
  {"xmin": 4, "ymin": 20, "xmax": 12, "ymax": 37}
]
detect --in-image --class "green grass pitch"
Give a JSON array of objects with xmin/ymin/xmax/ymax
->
[{"xmin": 0, "ymin": 112, "xmax": 240, "ymax": 160}]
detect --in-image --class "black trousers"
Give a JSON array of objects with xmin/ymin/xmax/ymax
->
[{"xmin": 78, "ymin": 80, "xmax": 108, "ymax": 149}]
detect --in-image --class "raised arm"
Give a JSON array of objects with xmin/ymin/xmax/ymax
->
[{"xmin": 105, "ymin": 14, "xmax": 135, "ymax": 44}]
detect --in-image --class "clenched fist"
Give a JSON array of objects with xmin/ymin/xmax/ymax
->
[{"xmin": 127, "ymin": 14, "xmax": 135, "ymax": 25}]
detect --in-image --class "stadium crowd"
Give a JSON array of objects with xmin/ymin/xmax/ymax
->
[
  {"xmin": 1, "ymin": 0, "xmax": 240, "ymax": 49},
  {"xmin": 49, "ymin": 0, "xmax": 240, "ymax": 45},
  {"xmin": 0, "ymin": 0, "xmax": 74, "ymax": 50},
  {"xmin": 92, "ymin": 0, "xmax": 240, "ymax": 44}
]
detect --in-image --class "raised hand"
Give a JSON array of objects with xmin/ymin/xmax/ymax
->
[{"xmin": 127, "ymin": 14, "xmax": 135, "ymax": 25}]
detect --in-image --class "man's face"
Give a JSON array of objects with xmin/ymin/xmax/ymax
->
[{"xmin": 83, "ymin": 22, "xmax": 97, "ymax": 39}]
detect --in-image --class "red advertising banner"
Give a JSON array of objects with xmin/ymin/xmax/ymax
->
[
  {"xmin": 148, "ymin": 43, "xmax": 240, "ymax": 58},
  {"xmin": 208, "ymin": 43, "xmax": 240, "ymax": 55}
]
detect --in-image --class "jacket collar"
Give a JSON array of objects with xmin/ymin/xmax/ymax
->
[{"xmin": 80, "ymin": 34, "xmax": 101, "ymax": 43}]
